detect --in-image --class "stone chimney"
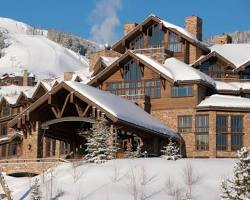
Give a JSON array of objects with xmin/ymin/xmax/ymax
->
[
  {"xmin": 88, "ymin": 49, "xmax": 121, "ymax": 73},
  {"xmin": 185, "ymin": 16, "xmax": 203, "ymax": 41},
  {"xmin": 124, "ymin": 23, "xmax": 138, "ymax": 35},
  {"xmin": 64, "ymin": 72, "xmax": 75, "ymax": 81},
  {"xmin": 23, "ymin": 69, "xmax": 28, "ymax": 86},
  {"xmin": 213, "ymin": 34, "xmax": 232, "ymax": 44}
]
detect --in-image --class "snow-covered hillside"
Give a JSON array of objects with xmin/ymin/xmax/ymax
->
[
  {"xmin": 4, "ymin": 158, "xmax": 235, "ymax": 200},
  {"xmin": 0, "ymin": 17, "xmax": 91, "ymax": 80}
]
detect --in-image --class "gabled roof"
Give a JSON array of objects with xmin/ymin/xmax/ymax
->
[
  {"xmin": 89, "ymin": 51, "xmax": 215, "ymax": 88},
  {"xmin": 112, "ymin": 14, "xmax": 209, "ymax": 53},
  {"xmin": 9, "ymin": 81, "xmax": 179, "ymax": 139},
  {"xmin": 197, "ymin": 94, "xmax": 250, "ymax": 111},
  {"xmin": 136, "ymin": 54, "xmax": 215, "ymax": 86},
  {"xmin": 193, "ymin": 44, "xmax": 250, "ymax": 70}
]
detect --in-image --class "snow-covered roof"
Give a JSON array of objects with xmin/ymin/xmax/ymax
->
[
  {"xmin": 210, "ymin": 44, "xmax": 250, "ymax": 68},
  {"xmin": 0, "ymin": 85, "xmax": 33, "ymax": 97},
  {"xmin": 216, "ymin": 81, "xmax": 250, "ymax": 91},
  {"xmin": 160, "ymin": 18, "xmax": 208, "ymax": 48},
  {"xmin": 3, "ymin": 94, "xmax": 20, "ymax": 105},
  {"xmin": 197, "ymin": 94, "xmax": 250, "ymax": 109},
  {"xmin": 135, "ymin": 54, "xmax": 215, "ymax": 86},
  {"xmin": 65, "ymin": 81, "xmax": 179, "ymax": 139},
  {"xmin": 100, "ymin": 56, "xmax": 119, "ymax": 67}
]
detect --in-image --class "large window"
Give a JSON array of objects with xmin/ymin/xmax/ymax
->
[
  {"xmin": 60, "ymin": 141, "xmax": 71, "ymax": 155},
  {"xmin": 2, "ymin": 102, "xmax": 10, "ymax": 117},
  {"xmin": 0, "ymin": 123, "xmax": 7, "ymax": 136},
  {"xmin": 172, "ymin": 85, "xmax": 193, "ymax": 97},
  {"xmin": 231, "ymin": 116, "xmax": 243, "ymax": 151},
  {"xmin": 239, "ymin": 66, "xmax": 250, "ymax": 80},
  {"xmin": 106, "ymin": 82, "xmax": 122, "ymax": 95},
  {"xmin": 147, "ymin": 23, "xmax": 164, "ymax": 48},
  {"xmin": 129, "ymin": 34, "xmax": 144, "ymax": 50},
  {"xmin": 178, "ymin": 116, "xmax": 192, "ymax": 133},
  {"xmin": 168, "ymin": 32, "xmax": 182, "ymax": 52},
  {"xmin": 8, "ymin": 142, "xmax": 18, "ymax": 156},
  {"xmin": 124, "ymin": 60, "xmax": 142, "ymax": 96},
  {"xmin": 195, "ymin": 115, "xmax": 209, "ymax": 151},
  {"xmin": 216, "ymin": 115, "xmax": 228, "ymax": 151},
  {"xmin": 200, "ymin": 60, "xmax": 223, "ymax": 79},
  {"xmin": 0, "ymin": 144, "xmax": 7, "ymax": 158},
  {"xmin": 145, "ymin": 80, "xmax": 161, "ymax": 98}
]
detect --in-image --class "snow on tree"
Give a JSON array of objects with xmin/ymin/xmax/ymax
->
[
  {"xmin": 85, "ymin": 116, "xmax": 117, "ymax": 164},
  {"xmin": 161, "ymin": 138, "xmax": 181, "ymax": 161},
  {"xmin": 221, "ymin": 147, "xmax": 250, "ymax": 200},
  {"xmin": 125, "ymin": 139, "xmax": 135, "ymax": 158},
  {"xmin": 106, "ymin": 128, "xmax": 119, "ymax": 160},
  {"xmin": 135, "ymin": 143, "xmax": 142, "ymax": 158},
  {"xmin": 30, "ymin": 178, "xmax": 42, "ymax": 200}
]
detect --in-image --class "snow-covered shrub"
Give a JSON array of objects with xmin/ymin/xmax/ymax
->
[
  {"xmin": 30, "ymin": 178, "xmax": 42, "ymax": 200},
  {"xmin": 125, "ymin": 140, "xmax": 134, "ymax": 158},
  {"xmin": 221, "ymin": 147, "xmax": 250, "ymax": 200},
  {"xmin": 161, "ymin": 138, "xmax": 181, "ymax": 161}
]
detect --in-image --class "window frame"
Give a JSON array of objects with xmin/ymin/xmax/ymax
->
[
  {"xmin": 216, "ymin": 115, "xmax": 228, "ymax": 151},
  {"xmin": 231, "ymin": 115, "xmax": 244, "ymax": 151},
  {"xmin": 178, "ymin": 115, "xmax": 192, "ymax": 133},
  {"xmin": 195, "ymin": 115, "xmax": 209, "ymax": 151},
  {"xmin": 172, "ymin": 85, "xmax": 193, "ymax": 97}
]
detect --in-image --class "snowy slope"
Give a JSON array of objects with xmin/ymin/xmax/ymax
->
[
  {"xmin": 0, "ymin": 17, "xmax": 90, "ymax": 80},
  {"xmin": 5, "ymin": 158, "xmax": 235, "ymax": 200}
]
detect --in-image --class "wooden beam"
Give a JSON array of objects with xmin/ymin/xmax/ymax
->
[
  {"xmin": 70, "ymin": 91, "xmax": 74, "ymax": 103},
  {"xmin": 51, "ymin": 106, "xmax": 60, "ymax": 118},
  {"xmin": 82, "ymin": 105, "xmax": 90, "ymax": 117},
  {"xmin": 59, "ymin": 93, "xmax": 71, "ymax": 118},
  {"xmin": 48, "ymin": 93, "xmax": 52, "ymax": 104}
]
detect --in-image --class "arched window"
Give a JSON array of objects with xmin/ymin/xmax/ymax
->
[
  {"xmin": 239, "ymin": 66, "xmax": 250, "ymax": 80},
  {"xmin": 147, "ymin": 23, "xmax": 164, "ymax": 48}
]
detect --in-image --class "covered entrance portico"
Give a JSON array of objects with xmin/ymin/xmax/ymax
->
[{"xmin": 8, "ymin": 81, "xmax": 179, "ymax": 159}]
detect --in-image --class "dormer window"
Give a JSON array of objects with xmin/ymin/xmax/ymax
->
[
  {"xmin": 168, "ymin": 32, "xmax": 182, "ymax": 52},
  {"xmin": 147, "ymin": 23, "xmax": 164, "ymax": 48},
  {"xmin": 2, "ymin": 102, "xmax": 10, "ymax": 117}
]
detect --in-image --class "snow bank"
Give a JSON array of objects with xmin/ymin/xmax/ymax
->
[
  {"xmin": 216, "ymin": 81, "xmax": 250, "ymax": 91},
  {"xmin": 5, "ymin": 158, "xmax": 235, "ymax": 200}
]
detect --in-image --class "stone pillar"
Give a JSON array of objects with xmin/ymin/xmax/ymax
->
[
  {"xmin": 227, "ymin": 115, "xmax": 232, "ymax": 151},
  {"xmin": 209, "ymin": 111, "xmax": 216, "ymax": 158},
  {"xmin": 22, "ymin": 121, "xmax": 40, "ymax": 159}
]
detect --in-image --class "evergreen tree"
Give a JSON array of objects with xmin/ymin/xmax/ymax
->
[
  {"xmin": 221, "ymin": 147, "xmax": 250, "ymax": 200},
  {"xmin": 135, "ymin": 142, "xmax": 142, "ymax": 158},
  {"xmin": 161, "ymin": 138, "xmax": 181, "ymax": 161},
  {"xmin": 30, "ymin": 178, "xmax": 42, "ymax": 200},
  {"xmin": 125, "ymin": 140, "xmax": 134, "ymax": 158},
  {"xmin": 85, "ymin": 117, "xmax": 113, "ymax": 164}
]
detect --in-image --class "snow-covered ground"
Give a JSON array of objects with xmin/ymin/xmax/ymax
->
[
  {"xmin": 0, "ymin": 17, "xmax": 90, "ymax": 80},
  {"xmin": 4, "ymin": 158, "xmax": 235, "ymax": 200}
]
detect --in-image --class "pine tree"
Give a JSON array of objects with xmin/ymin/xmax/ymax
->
[
  {"xmin": 221, "ymin": 147, "xmax": 250, "ymax": 200},
  {"xmin": 161, "ymin": 138, "xmax": 181, "ymax": 161},
  {"xmin": 125, "ymin": 140, "xmax": 134, "ymax": 158},
  {"xmin": 135, "ymin": 142, "xmax": 141, "ymax": 158},
  {"xmin": 107, "ymin": 130, "xmax": 119, "ymax": 160},
  {"xmin": 30, "ymin": 178, "xmax": 42, "ymax": 200},
  {"xmin": 85, "ymin": 117, "xmax": 112, "ymax": 164}
]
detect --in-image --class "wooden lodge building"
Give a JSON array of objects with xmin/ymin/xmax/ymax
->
[{"xmin": 0, "ymin": 14, "xmax": 250, "ymax": 160}]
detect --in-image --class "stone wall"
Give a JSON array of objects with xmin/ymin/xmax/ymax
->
[{"xmin": 152, "ymin": 109, "xmax": 250, "ymax": 158}]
